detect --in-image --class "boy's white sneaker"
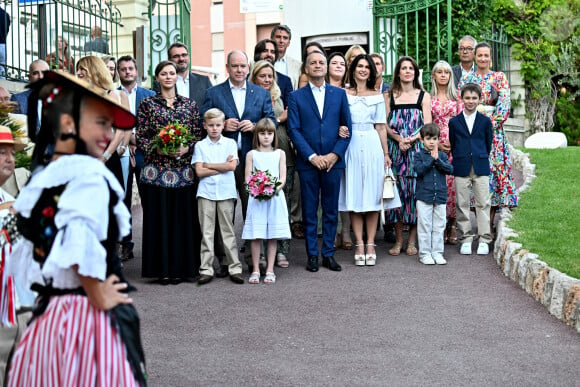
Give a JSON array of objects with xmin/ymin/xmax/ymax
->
[
  {"xmin": 432, "ymin": 254, "xmax": 447, "ymax": 265},
  {"xmin": 419, "ymin": 255, "xmax": 435, "ymax": 265},
  {"xmin": 476, "ymin": 242, "xmax": 489, "ymax": 255},
  {"xmin": 459, "ymin": 242, "xmax": 472, "ymax": 255}
]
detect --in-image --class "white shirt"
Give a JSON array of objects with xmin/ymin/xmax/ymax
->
[
  {"xmin": 191, "ymin": 135, "xmax": 239, "ymax": 200},
  {"xmin": 274, "ymin": 56, "xmax": 288, "ymax": 75},
  {"xmin": 229, "ymin": 80, "xmax": 247, "ymax": 149},
  {"xmin": 176, "ymin": 73, "xmax": 190, "ymax": 98},
  {"xmin": 120, "ymin": 84, "xmax": 138, "ymax": 115},
  {"xmin": 309, "ymin": 81, "xmax": 326, "ymax": 118},
  {"xmin": 463, "ymin": 110, "xmax": 476, "ymax": 134}
]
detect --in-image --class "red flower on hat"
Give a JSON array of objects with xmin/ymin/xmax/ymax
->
[{"xmin": 42, "ymin": 206, "xmax": 55, "ymax": 218}]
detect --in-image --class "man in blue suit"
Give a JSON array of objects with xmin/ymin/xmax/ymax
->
[
  {"xmin": 288, "ymin": 50, "xmax": 352, "ymax": 272},
  {"xmin": 10, "ymin": 59, "xmax": 49, "ymax": 134},
  {"xmin": 253, "ymin": 38, "xmax": 293, "ymax": 107},
  {"xmin": 117, "ymin": 55, "xmax": 155, "ymax": 261},
  {"xmin": 201, "ymin": 49, "xmax": 276, "ymax": 221},
  {"xmin": 449, "ymin": 83, "xmax": 493, "ymax": 256}
]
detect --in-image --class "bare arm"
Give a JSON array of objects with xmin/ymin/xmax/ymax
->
[
  {"xmin": 203, "ymin": 155, "xmax": 237, "ymax": 172},
  {"xmin": 194, "ymin": 162, "xmax": 219, "ymax": 178},
  {"xmin": 244, "ymin": 151, "xmax": 254, "ymax": 181},
  {"xmin": 77, "ymin": 272, "xmax": 132, "ymax": 310},
  {"xmin": 375, "ymin": 123, "xmax": 391, "ymax": 168},
  {"xmin": 277, "ymin": 150, "xmax": 287, "ymax": 190}
]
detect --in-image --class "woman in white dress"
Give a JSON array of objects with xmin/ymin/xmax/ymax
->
[{"xmin": 339, "ymin": 54, "xmax": 391, "ymax": 266}]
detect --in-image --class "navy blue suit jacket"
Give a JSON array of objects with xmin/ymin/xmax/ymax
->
[
  {"xmin": 449, "ymin": 111, "xmax": 493, "ymax": 177},
  {"xmin": 201, "ymin": 80, "xmax": 276, "ymax": 160},
  {"xmin": 287, "ymin": 83, "xmax": 351, "ymax": 171},
  {"xmin": 10, "ymin": 89, "xmax": 30, "ymax": 114},
  {"xmin": 276, "ymin": 71, "xmax": 293, "ymax": 108}
]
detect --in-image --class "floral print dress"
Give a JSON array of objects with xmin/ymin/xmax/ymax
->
[
  {"xmin": 386, "ymin": 91, "xmax": 425, "ymax": 225},
  {"xmin": 459, "ymin": 71, "xmax": 518, "ymax": 208},
  {"xmin": 431, "ymin": 96, "xmax": 464, "ymax": 219}
]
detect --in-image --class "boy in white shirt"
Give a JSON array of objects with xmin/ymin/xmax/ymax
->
[{"xmin": 192, "ymin": 109, "xmax": 244, "ymax": 285}]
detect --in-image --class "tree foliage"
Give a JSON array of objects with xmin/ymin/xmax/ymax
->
[{"xmin": 491, "ymin": 0, "xmax": 579, "ymax": 133}]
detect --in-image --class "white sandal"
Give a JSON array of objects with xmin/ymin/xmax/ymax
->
[
  {"xmin": 354, "ymin": 243, "xmax": 365, "ymax": 266},
  {"xmin": 264, "ymin": 272, "xmax": 276, "ymax": 284},
  {"xmin": 249, "ymin": 272, "xmax": 260, "ymax": 284},
  {"xmin": 365, "ymin": 243, "xmax": 377, "ymax": 266}
]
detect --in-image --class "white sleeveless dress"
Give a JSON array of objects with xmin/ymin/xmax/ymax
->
[{"xmin": 242, "ymin": 149, "xmax": 291, "ymax": 240}]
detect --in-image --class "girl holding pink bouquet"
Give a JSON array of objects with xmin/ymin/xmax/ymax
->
[{"xmin": 242, "ymin": 118, "xmax": 291, "ymax": 284}]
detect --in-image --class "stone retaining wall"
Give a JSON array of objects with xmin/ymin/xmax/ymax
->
[{"xmin": 494, "ymin": 146, "xmax": 580, "ymax": 333}]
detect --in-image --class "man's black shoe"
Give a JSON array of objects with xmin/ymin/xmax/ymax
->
[
  {"xmin": 306, "ymin": 255, "xmax": 319, "ymax": 272},
  {"xmin": 322, "ymin": 256, "xmax": 342, "ymax": 271}
]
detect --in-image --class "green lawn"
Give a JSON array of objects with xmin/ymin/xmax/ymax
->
[{"xmin": 508, "ymin": 147, "xmax": 580, "ymax": 279}]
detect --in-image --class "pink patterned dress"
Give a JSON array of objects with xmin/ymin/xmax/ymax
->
[
  {"xmin": 431, "ymin": 96, "xmax": 464, "ymax": 219},
  {"xmin": 459, "ymin": 71, "xmax": 518, "ymax": 208}
]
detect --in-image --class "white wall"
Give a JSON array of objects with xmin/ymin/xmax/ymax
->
[{"xmin": 283, "ymin": 0, "xmax": 374, "ymax": 60}]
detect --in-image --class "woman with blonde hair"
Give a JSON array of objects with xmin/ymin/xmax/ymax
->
[
  {"xmin": 249, "ymin": 60, "xmax": 293, "ymax": 268},
  {"xmin": 430, "ymin": 60, "xmax": 463, "ymax": 244}
]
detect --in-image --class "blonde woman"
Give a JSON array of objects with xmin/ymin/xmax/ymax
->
[{"xmin": 430, "ymin": 60, "xmax": 463, "ymax": 244}]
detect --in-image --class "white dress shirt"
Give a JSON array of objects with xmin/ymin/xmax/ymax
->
[
  {"xmin": 309, "ymin": 81, "xmax": 326, "ymax": 118},
  {"xmin": 120, "ymin": 85, "xmax": 137, "ymax": 115},
  {"xmin": 463, "ymin": 110, "xmax": 476, "ymax": 134},
  {"xmin": 176, "ymin": 73, "xmax": 190, "ymax": 98},
  {"xmin": 229, "ymin": 80, "xmax": 247, "ymax": 149},
  {"xmin": 274, "ymin": 56, "xmax": 288, "ymax": 75},
  {"xmin": 191, "ymin": 135, "xmax": 239, "ymax": 200}
]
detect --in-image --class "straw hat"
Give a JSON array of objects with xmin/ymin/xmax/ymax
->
[
  {"xmin": 27, "ymin": 70, "xmax": 136, "ymax": 130},
  {"xmin": 0, "ymin": 125, "xmax": 26, "ymax": 151}
]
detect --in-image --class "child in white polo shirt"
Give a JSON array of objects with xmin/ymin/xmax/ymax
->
[{"xmin": 192, "ymin": 108, "xmax": 244, "ymax": 285}]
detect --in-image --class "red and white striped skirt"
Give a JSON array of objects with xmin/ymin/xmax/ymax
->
[{"xmin": 8, "ymin": 294, "xmax": 138, "ymax": 387}]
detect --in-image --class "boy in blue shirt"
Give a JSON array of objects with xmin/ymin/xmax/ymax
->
[{"xmin": 414, "ymin": 123, "xmax": 454, "ymax": 265}]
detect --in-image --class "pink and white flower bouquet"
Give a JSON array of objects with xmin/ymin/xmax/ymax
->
[{"xmin": 245, "ymin": 168, "xmax": 281, "ymax": 201}]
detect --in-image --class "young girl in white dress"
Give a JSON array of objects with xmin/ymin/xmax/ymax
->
[{"xmin": 242, "ymin": 118, "xmax": 291, "ymax": 284}]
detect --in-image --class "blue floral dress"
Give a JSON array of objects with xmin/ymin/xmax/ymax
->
[{"xmin": 386, "ymin": 91, "xmax": 425, "ymax": 224}]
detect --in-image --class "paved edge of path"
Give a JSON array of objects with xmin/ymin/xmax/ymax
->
[{"xmin": 495, "ymin": 145, "xmax": 580, "ymax": 333}]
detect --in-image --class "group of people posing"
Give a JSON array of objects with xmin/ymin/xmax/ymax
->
[
  {"xmin": 0, "ymin": 27, "xmax": 519, "ymax": 385},
  {"xmin": 128, "ymin": 28, "xmax": 518, "ymax": 286}
]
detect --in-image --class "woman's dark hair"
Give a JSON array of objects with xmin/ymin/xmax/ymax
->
[
  {"xmin": 300, "ymin": 41, "xmax": 325, "ymax": 73},
  {"xmin": 29, "ymin": 84, "xmax": 84, "ymax": 168},
  {"xmin": 154, "ymin": 60, "xmax": 177, "ymax": 78},
  {"xmin": 325, "ymin": 52, "xmax": 347, "ymax": 88},
  {"xmin": 348, "ymin": 54, "xmax": 377, "ymax": 92},
  {"xmin": 474, "ymin": 42, "xmax": 492, "ymax": 55},
  {"xmin": 390, "ymin": 56, "xmax": 423, "ymax": 95}
]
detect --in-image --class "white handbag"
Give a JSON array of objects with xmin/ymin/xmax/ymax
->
[
  {"xmin": 381, "ymin": 168, "xmax": 401, "ymax": 225},
  {"xmin": 382, "ymin": 168, "xmax": 396, "ymax": 199}
]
